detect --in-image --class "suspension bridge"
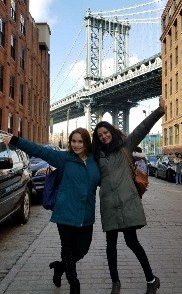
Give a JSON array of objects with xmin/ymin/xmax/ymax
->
[{"xmin": 50, "ymin": 0, "xmax": 166, "ymax": 134}]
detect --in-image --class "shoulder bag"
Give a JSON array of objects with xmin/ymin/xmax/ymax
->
[{"xmin": 123, "ymin": 148, "xmax": 149, "ymax": 199}]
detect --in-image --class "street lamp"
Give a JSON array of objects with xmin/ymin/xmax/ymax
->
[
  {"xmin": 66, "ymin": 108, "xmax": 70, "ymax": 146},
  {"xmin": 142, "ymin": 105, "xmax": 151, "ymax": 154}
]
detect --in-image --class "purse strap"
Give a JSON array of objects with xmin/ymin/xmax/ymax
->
[{"xmin": 122, "ymin": 147, "xmax": 135, "ymax": 177}]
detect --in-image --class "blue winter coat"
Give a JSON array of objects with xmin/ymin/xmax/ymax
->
[{"xmin": 15, "ymin": 138, "xmax": 100, "ymax": 227}]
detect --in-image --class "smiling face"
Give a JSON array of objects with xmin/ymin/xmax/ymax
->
[
  {"xmin": 97, "ymin": 127, "xmax": 112, "ymax": 144},
  {"xmin": 70, "ymin": 133, "xmax": 86, "ymax": 158}
]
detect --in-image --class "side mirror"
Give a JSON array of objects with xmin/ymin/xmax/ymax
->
[{"xmin": 0, "ymin": 157, "xmax": 13, "ymax": 169}]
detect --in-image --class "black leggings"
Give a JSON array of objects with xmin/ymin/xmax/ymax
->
[
  {"xmin": 106, "ymin": 228, "xmax": 154, "ymax": 282},
  {"xmin": 57, "ymin": 224, "xmax": 93, "ymax": 285}
]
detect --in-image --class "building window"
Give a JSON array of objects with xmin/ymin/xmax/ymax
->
[
  {"xmin": 170, "ymin": 79, "xmax": 172, "ymax": 96},
  {"xmin": 163, "ymin": 38, "xmax": 166, "ymax": 55},
  {"xmin": 168, "ymin": 7, "xmax": 172, "ymax": 21},
  {"xmin": 175, "ymin": 124, "xmax": 179, "ymax": 144},
  {"xmin": 11, "ymin": 34, "xmax": 16, "ymax": 59},
  {"xmin": 164, "ymin": 128, "xmax": 167, "ymax": 146},
  {"xmin": 174, "ymin": 19, "xmax": 178, "ymax": 40},
  {"xmin": 176, "ymin": 99, "xmax": 178, "ymax": 116},
  {"xmin": 20, "ymin": 14, "xmax": 25, "ymax": 35},
  {"xmin": 11, "ymin": 0, "xmax": 16, "ymax": 21},
  {"xmin": 170, "ymin": 102, "xmax": 172, "ymax": 119},
  {"xmin": 165, "ymin": 106, "xmax": 167, "ymax": 121},
  {"xmin": 19, "ymin": 84, "xmax": 24, "ymax": 105},
  {"xmin": 0, "ymin": 17, "xmax": 5, "ymax": 47},
  {"xmin": 20, "ymin": 48, "xmax": 24, "ymax": 70},
  {"xmin": 0, "ymin": 64, "xmax": 3, "ymax": 92},
  {"xmin": 165, "ymin": 84, "xmax": 167, "ymax": 99},
  {"xmin": 169, "ymin": 127, "xmax": 173, "ymax": 145},
  {"xmin": 162, "ymin": 17, "xmax": 166, "ymax": 30},
  {"xmin": 170, "ymin": 55, "xmax": 172, "ymax": 71},
  {"xmin": 8, "ymin": 112, "xmax": 13, "ymax": 133},
  {"xmin": 18, "ymin": 117, "xmax": 22, "ymax": 137},
  {"xmin": 164, "ymin": 61, "xmax": 167, "ymax": 77},
  {"xmin": 175, "ymin": 46, "xmax": 178, "ymax": 65},
  {"xmin": 27, "ymin": 121, "xmax": 30, "ymax": 139},
  {"xmin": 0, "ymin": 108, "xmax": 2, "ymax": 129},
  {"xmin": 34, "ymin": 95, "xmax": 36, "ymax": 114},
  {"xmin": 176, "ymin": 72, "xmax": 178, "ymax": 92},
  {"xmin": 168, "ymin": 29, "xmax": 172, "ymax": 48},
  {"xmin": 28, "ymin": 89, "xmax": 31, "ymax": 111},
  {"xmin": 1, "ymin": 1, "xmax": 6, "ymax": 4},
  {"xmin": 9, "ymin": 75, "xmax": 15, "ymax": 99}
]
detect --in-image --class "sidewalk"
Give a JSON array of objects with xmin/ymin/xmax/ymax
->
[{"xmin": 0, "ymin": 178, "xmax": 182, "ymax": 294}]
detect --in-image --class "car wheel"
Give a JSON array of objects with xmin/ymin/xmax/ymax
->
[{"xmin": 12, "ymin": 187, "xmax": 31, "ymax": 225}]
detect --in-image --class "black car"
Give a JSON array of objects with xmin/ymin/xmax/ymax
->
[
  {"xmin": 147, "ymin": 155, "xmax": 158, "ymax": 176},
  {"xmin": 155, "ymin": 155, "xmax": 176, "ymax": 182},
  {"xmin": 30, "ymin": 144, "xmax": 63, "ymax": 196},
  {"xmin": 0, "ymin": 131, "xmax": 32, "ymax": 225}
]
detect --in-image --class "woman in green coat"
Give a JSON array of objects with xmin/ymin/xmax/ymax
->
[{"xmin": 92, "ymin": 96, "xmax": 165, "ymax": 294}]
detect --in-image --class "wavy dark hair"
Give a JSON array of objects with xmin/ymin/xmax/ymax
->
[
  {"xmin": 92, "ymin": 121, "xmax": 126, "ymax": 161},
  {"xmin": 68, "ymin": 127, "xmax": 92, "ymax": 155}
]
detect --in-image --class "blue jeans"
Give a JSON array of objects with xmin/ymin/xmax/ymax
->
[{"xmin": 176, "ymin": 173, "xmax": 181, "ymax": 184}]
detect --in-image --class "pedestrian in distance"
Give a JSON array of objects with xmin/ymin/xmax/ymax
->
[
  {"xmin": 174, "ymin": 152, "xmax": 182, "ymax": 185},
  {"xmin": 133, "ymin": 146, "xmax": 148, "ymax": 175},
  {"xmin": 3, "ymin": 127, "xmax": 100, "ymax": 294},
  {"xmin": 92, "ymin": 96, "xmax": 165, "ymax": 294}
]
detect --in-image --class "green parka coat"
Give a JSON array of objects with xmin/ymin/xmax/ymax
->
[{"xmin": 99, "ymin": 107, "xmax": 164, "ymax": 232}]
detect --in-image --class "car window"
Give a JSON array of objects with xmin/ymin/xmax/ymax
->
[
  {"xmin": 0, "ymin": 142, "xmax": 9, "ymax": 157},
  {"xmin": 8, "ymin": 147, "xmax": 23, "ymax": 169},
  {"xmin": 148, "ymin": 156, "xmax": 157, "ymax": 162}
]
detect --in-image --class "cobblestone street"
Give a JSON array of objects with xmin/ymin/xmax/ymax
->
[{"xmin": 0, "ymin": 177, "xmax": 182, "ymax": 293}]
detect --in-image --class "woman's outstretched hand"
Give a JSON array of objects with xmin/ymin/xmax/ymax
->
[
  {"xmin": 159, "ymin": 95, "xmax": 165, "ymax": 113},
  {"xmin": 3, "ymin": 136, "xmax": 13, "ymax": 145}
]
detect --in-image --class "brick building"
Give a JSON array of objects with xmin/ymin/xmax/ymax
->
[
  {"xmin": 0, "ymin": 0, "xmax": 51, "ymax": 143},
  {"xmin": 160, "ymin": 0, "xmax": 182, "ymax": 154}
]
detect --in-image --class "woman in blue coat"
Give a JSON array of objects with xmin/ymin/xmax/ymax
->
[{"xmin": 3, "ymin": 128, "xmax": 100, "ymax": 294}]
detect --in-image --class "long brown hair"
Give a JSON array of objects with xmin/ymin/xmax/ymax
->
[
  {"xmin": 92, "ymin": 121, "xmax": 126, "ymax": 161},
  {"xmin": 68, "ymin": 128, "xmax": 92, "ymax": 155}
]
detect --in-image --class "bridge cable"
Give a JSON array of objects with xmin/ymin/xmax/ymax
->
[
  {"xmin": 50, "ymin": 21, "xmax": 85, "ymax": 88},
  {"xmin": 92, "ymin": 0, "xmax": 165, "ymax": 14},
  {"xmin": 51, "ymin": 42, "xmax": 86, "ymax": 102}
]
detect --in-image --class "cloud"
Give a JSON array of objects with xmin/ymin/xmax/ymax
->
[{"xmin": 29, "ymin": 0, "xmax": 57, "ymax": 27}]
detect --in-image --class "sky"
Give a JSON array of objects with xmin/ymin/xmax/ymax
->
[{"xmin": 29, "ymin": 0, "xmax": 167, "ymax": 134}]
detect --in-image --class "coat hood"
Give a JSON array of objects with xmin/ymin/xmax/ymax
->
[{"xmin": 132, "ymin": 151, "xmax": 146, "ymax": 159}]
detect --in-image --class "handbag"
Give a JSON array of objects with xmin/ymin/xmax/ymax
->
[
  {"xmin": 123, "ymin": 148, "xmax": 149, "ymax": 199},
  {"xmin": 42, "ymin": 162, "xmax": 65, "ymax": 210}
]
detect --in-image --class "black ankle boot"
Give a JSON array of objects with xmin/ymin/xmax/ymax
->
[
  {"xmin": 49, "ymin": 261, "xmax": 64, "ymax": 288},
  {"xmin": 111, "ymin": 281, "xmax": 121, "ymax": 294},
  {"xmin": 70, "ymin": 279, "xmax": 80, "ymax": 294},
  {"xmin": 146, "ymin": 276, "xmax": 160, "ymax": 294}
]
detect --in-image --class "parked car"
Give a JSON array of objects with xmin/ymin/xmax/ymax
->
[
  {"xmin": 30, "ymin": 144, "xmax": 63, "ymax": 196},
  {"xmin": 0, "ymin": 131, "xmax": 32, "ymax": 225},
  {"xmin": 147, "ymin": 155, "xmax": 158, "ymax": 176},
  {"xmin": 155, "ymin": 155, "xmax": 176, "ymax": 182}
]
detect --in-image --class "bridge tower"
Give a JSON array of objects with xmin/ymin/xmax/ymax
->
[{"xmin": 84, "ymin": 9, "xmax": 131, "ymax": 133}]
